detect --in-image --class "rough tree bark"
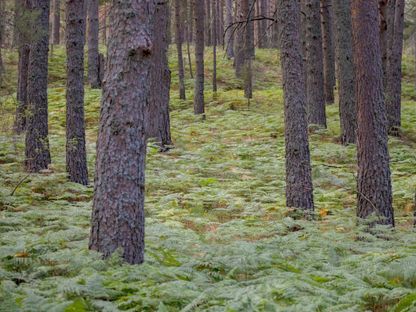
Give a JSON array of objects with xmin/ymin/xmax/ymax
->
[
  {"xmin": 242, "ymin": 0, "xmax": 253, "ymax": 99},
  {"xmin": 89, "ymin": 0, "xmax": 157, "ymax": 265},
  {"xmin": 212, "ymin": 0, "xmax": 218, "ymax": 93},
  {"xmin": 175, "ymin": 0, "xmax": 186, "ymax": 100},
  {"xmin": 351, "ymin": 0, "xmax": 394, "ymax": 226},
  {"xmin": 320, "ymin": 0, "xmax": 335, "ymax": 104},
  {"xmin": 147, "ymin": 0, "xmax": 172, "ymax": 147},
  {"xmin": 52, "ymin": 0, "xmax": 60, "ymax": 44},
  {"xmin": 279, "ymin": 0, "xmax": 314, "ymax": 211},
  {"xmin": 303, "ymin": 0, "xmax": 327, "ymax": 127},
  {"xmin": 225, "ymin": 0, "xmax": 234, "ymax": 58},
  {"xmin": 25, "ymin": 0, "xmax": 51, "ymax": 172},
  {"xmin": 87, "ymin": 0, "xmax": 100, "ymax": 88},
  {"xmin": 333, "ymin": 0, "xmax": 356, "ymax": 145},
  {"xmin": 385, "ymin": 0, "xmax": 405, "ymax": 136},
  {"xmin": 379, "ymin": 0, "xmax": 389, "ymax": 83},
  {"xmin": 66, "ymin": 0, "xmax": 88, "ymax": 185},
  {"xmin": 193, "ymin": 0, "xmax": 205, "ymax": 116}
]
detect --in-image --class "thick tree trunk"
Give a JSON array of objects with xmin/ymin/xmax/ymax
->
[
  {"xmin": 303, "ymin": 0, "xmax": 327, "ymax": 127},
  {"xmin": 279, "ymin": 0, "xmax": 314, "ymax": 211},
  {"xmin": 225, "ymin": 0, "xmax": 234, "ymax": 58},
  {"xmin": 351, "ymin": 0, "xmax": 394, "ymax": 226},
  {"xmin": 147, "ymin": 0, "xmax": 172, "ymax": 147},
  {"xmin": 89, "ymin": 0, "xmax": 156, "ymax": 265},
  {"xmin": 193, "ymin": 0, "xmax": 205, "ymax": 116},
  {"xmin": 65, "ymin": 0, "xmax": 88, "ymax": 185},
  {"xmin": 87, "ymin": 0, "xmax": 100, "ymax": 88},
  {"xmin": 175, "ymin": 0, "xmax": 186, "ymax": 100},
  {"xmin": 52, "ymin": 0, "xmax": 60, "ymax": 45},
  {"xmin": 25, "ymin": 0, "xmax": 51, "ymax": 172},
  {"xmin": 333, "ymin": 0, "xmax": 356, "ymax": 145},
  {"xmin": 320, "ymin": 0, "xmax": 335, "ymax": 104},
  {"xmin": 385, "ymin": 0, "xmax": 405, "ymax": 136}
]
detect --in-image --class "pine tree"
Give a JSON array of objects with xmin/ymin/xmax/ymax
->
[
  {"xmin": 279, "ymin": 0, "xmax": 314, "ymax": 212},
  {"xmin": 351, "ymin": 0, "xmax": 394, "ymax": 226},
  {"xmin": 89, "ymin": 0, "xmax": 157, "ymax": 264},
  {"xmin": 25, "ymin": 0, "xmax": 51, "ymax": 172},
  {"xmin": 193, "ymin": 0, "xmax": 205, "ymax": 116},
  {"xmin": 65, "ymin": 0, "xmax": 88, "ymax": 185},
  {"xmin": 87, "ymin": 0, "xmax": 100, "ymax": 88}
]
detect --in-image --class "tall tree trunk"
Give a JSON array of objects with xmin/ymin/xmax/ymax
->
[
  {"xmin": 333, "ymin": 0, "xmax": 356, "ymax": 145},
  {"xmin": 147, "ymin": 0, "xmax": 172, "ymax": 147},
  {"xmin": 212, "ymin": 0, "xmax": 218, "ymax": 93},
  {"xmin": 385, "ymin": 0, "xmax": 405, "ymax": 136},
  {"xmin": 25, "ymin": 0, "xmax": 51, "ymax": 172},
  {"xmin": 258, "ymin": 0, "xmax": 268, "ymax": 48},
  {"xmin": 87, "ymin": 0, "xmax": 100, "ymax": 88},
  {"xmin": 52, "ymin": 0, "xmax": 60, "ymax": 45},
  {"xmin": 193, "ymin": 0, "xmax": 205, "ymax": 116},
  {"xmin": 303, "ymin": 0, "xmax": 327, "ymax": 127},
  {"xmin": 205, "ymin": 0, "xmax": 212, "ymax": 46},
  {"xmin": 379, "ymin": 0, "xmax": 389, "ymax": 84},
  {"xmin": 0, "ymin": 0, "xmax": 4, "ymax": 82},
  {"xmin": 101, "ymin": 3, "xmax": 107, "ymax": 45},
  {"xmin": 65, "ymin": 0, "xmax": 88, "ymax": 185},
  {"xmin": 89, "ymin": 0, "xmax": 157, "ymax": 265},
  {"xmin": 14, "ymin": 0, "xmax": 29, "ymax": 133},
  {"xmin": 351, "ymin": 0, "xmax": 394, "ymax": 226},
  {"xmin": 225, "ymin": 0, "xmax": 234, "ymax": 58},
  {"xmin": 320, "ymin": 0, "xmax": 335, "ymax": 104},
  {"xmin": 175, "ymin": 0, "xmax": 186, "ymax": 100},
  {"xmin": 279, "ymin": 0, "xmax": 314, "ymax": 211},
  {"xmin": 242, "ymin": 0, "xmax": 253, "ymax": 99},
  {"xmin": 234, "ymin": 1, "xmax": 244, "ymax": 77}
]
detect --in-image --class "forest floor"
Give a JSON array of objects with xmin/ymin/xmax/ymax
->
[{"xmin": 0, "ymin": 48, "xmax": 416, "ymax": 312}]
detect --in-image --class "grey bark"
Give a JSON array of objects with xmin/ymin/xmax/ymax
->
[
  {"xmin": 279, "ymin": 0, "xmax": 314, "ymax": 211},
  {"xmin": 193, "ymin": 0, "xmax": 205, "ymax": 116},
  {"xmin": 87, "ymin": 0, "xmax": 100, "ymax": 88},
  {"xmin": 66, "ymin": 0, "xmax": 88, "ymax": 185},
  {"xmin": 303, "ymin": 0, "xmax": 327, "ymax": 127},
  {"xmin": 52, "ymin": 0, "xmax": 60, "ymax": 44},
  {"xmin": 175, "ymin": 0, "xmax": 186, "ymax": 100},
  {"xmin": 320, "ymin": 0, "xmax": 335, "ymax": 104},
  {"xmin": 333, "ymin": 0, "xmax": 356, "ymax": 145},
  {"xmin": 25, "ymin": 0, "xmax": 51, "ymax": 172},
  {"xmin": 89, "ymin": 0, "xmax": 157, "ymax": 264},
  {"xmin": 351, "ymin": 0, "xmax": 394, "ymax": 226},
  {"xmin": 385, "ymin": 0, "xmax": 405, "ymax": 136},
  {"xmin": 225, "ymin": 0, "xmax": 234, "ymax": 58},
  {"xmin": 213, "ymin": 0, "xmax": 218, "ymax": 93},
  {"xmin": 147, "ymin": 0, "xmax": 172, "ymax": 147}
]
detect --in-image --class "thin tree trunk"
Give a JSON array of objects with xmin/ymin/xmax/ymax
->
[
  {"xmin": 212, "ymin": 0, "xmax": 218, "ymax": 93},
  {"xmin": 205, "ymin": 0, "xmax": 212, "ymax": 46},
  {"xmin": 385, "ymin": 0, "xmax": 405, "ymax": 136},
  {"xmin": 234, "ymin": 1, "xmax": 244, "ymax": 77},
  {"xmin": 175, "ymin": 0, "xmax": 186, "ymax": 100},
  {"xmin": 225, "ymin": 0, "xmax": 234, "ymax": 58},
  {"xmin": 147, "ymin": 0, "xmax": 172, "ymax": 147},
  {"xmin": 66, "ymin": 0, "xmax": 88, "ymax": 185},
  {"xmin": 304, "ymin": 0, "xmax": 327, "ymax": 127},
  {"xmin": 52, "ymin": 0, "xmax": 60, "ymax": 45},
  {"xmin": 351, "ymin": 0, "xmax": 394, "ymax": 226},
  {"xmin": 320, "ymin": 0, "xmax": 335, "ymax": 104},
  {"xmin": 89, "ymin": 0, "xmax": 157, "ymax": 265},
  {"xmin": 193, "ymin": 0, "xmax": 205, "ymax": 116},
  {"xmin": 25, "ymin": 0, "xmax": 51, "ymax": 172},
  {"xmin": 279, "ymin": 0, "xmax": 314, "ymax": 212},
  {"xmin": 333, "ymin": 0, "xmax": 356, "ymax": 145},
  {"xmin": 87, "ymin": 0, "xmax": 100, "ymax": 88},
  {"xmin": 242, "ymin": 0, "xmax": 253, "ymax": 99}
]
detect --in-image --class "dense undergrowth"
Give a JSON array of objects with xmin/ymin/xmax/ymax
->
[{"xmin": 0, "ymin": 47, "xmax": 415, "ymax": 311}]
